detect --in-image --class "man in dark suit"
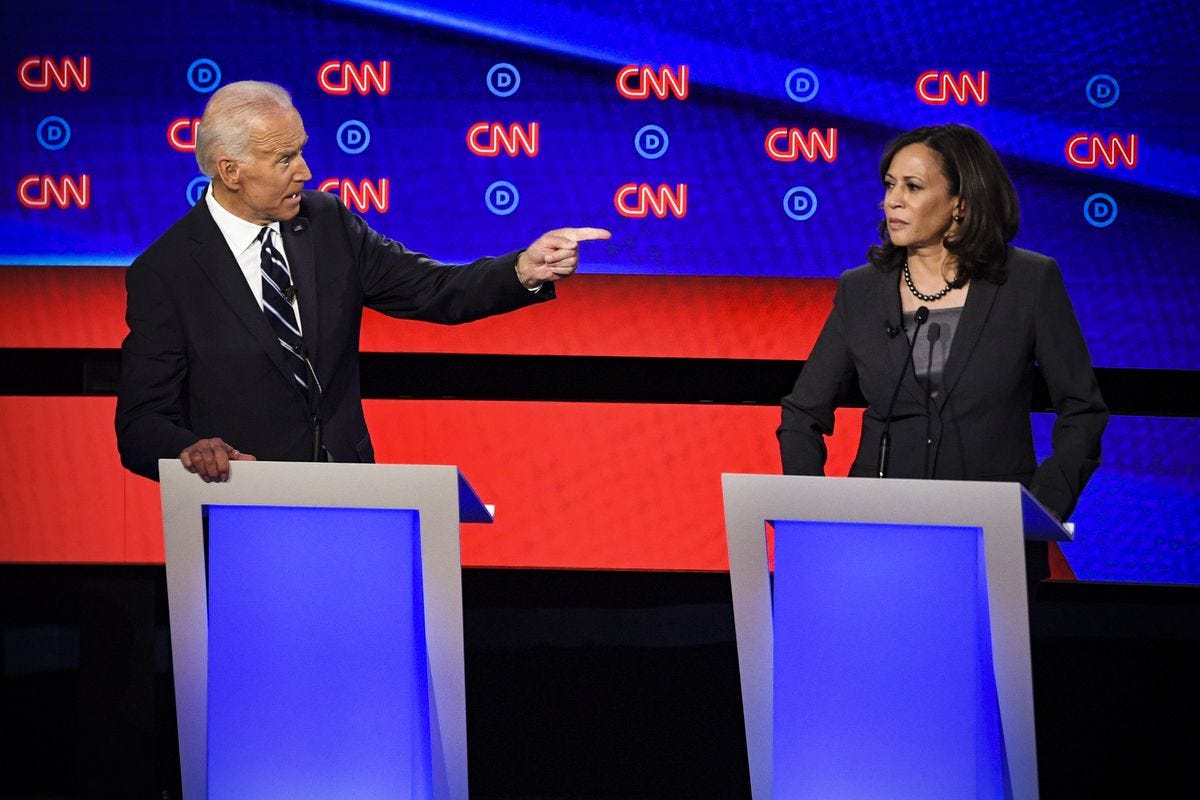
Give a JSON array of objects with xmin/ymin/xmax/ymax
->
[{"xmin": 116, "ymin": 80, "xmax": 609, "ymax": 482}]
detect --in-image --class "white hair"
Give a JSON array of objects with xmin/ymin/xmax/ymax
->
[{"xmin": 194, "ymin": 81, "xmax": 295, "ymax": 177}]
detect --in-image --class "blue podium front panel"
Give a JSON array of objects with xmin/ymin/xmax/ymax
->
[
  {"xmin": 206, "ymin": 505, "xmax": 432, "ymax": 800},
  {"xmin": 772, "ymin": 520, "xmax": 1004, "ymax": 799}
]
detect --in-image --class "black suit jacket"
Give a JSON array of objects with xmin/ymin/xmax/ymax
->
[
  {"xmin": 778, "ymin": 246, "xmax": 1108, "ymax": 522},
  {"xmin": 116, "ymin": 190, "xmax": 552, "ymax": 480}
]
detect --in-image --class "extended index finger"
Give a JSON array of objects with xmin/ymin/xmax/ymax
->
[{"xmin": 559, "ymin": 227, "xmax": 612, "ymax": 243}]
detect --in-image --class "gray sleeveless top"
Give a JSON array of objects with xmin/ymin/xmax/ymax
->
[{"xmin": 903, "ymin": 306, "xmax": 964, "ymax": 400}]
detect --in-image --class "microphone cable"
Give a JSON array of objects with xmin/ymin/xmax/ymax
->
[{"xmin": 877, "ymin": 305, "xmax": 928, "ymax": 479}]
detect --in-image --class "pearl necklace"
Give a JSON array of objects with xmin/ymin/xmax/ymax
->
[{"xmin": 903, "ymin": 261, "xmax": 953, "ymax": 303}]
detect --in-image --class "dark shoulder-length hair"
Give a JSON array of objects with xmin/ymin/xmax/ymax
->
[{"xmin": 867, "ymin": 123, "xmax": 1019, "ymax": 286}]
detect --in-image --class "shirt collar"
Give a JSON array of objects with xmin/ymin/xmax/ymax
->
[{"xmin": 205, "ymin": 184, "xmax": 280, "ymax": 256}]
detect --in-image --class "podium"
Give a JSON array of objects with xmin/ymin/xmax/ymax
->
[
  {"xmin": 722, "ymin": 474, "xmax": 1071, "ymax": 800},
  {"xmin": 159, "ymin": 460, "xmax": 493, "ymax": 800}
]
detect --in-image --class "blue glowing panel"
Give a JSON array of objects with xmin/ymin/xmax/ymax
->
[
  {"xmin": 206, "ymin": 505, "xmax": 431, "ymax": 799},
  {"xmin": 772, "ymin": 520, "xmax": 1005, "ymax": 799}
]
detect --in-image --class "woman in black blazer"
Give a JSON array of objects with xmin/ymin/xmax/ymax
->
[{"xmin": 777, "ymin": 123, "xmax": 1108, "ymax": 581}]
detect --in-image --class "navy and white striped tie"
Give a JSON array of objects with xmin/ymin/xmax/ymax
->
[{"xmin": 258, "ymin": 227, "xmax": 308, "ymax": 396}]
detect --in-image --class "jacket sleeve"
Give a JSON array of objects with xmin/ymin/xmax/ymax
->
[
  {"xmin": 1028, "ymin": 259, "xmax": 1109, "ymax": 520},
  {"xmin": 338, "ymin": 199, "xmax": 553, "ymax": 323},
  {"xmin": 114, "ymin": 260, "xmax": 200, "ymax": 481},
  {"xmin": 777, "ymin": 278, "xmax": 858, "ymax": 475}
]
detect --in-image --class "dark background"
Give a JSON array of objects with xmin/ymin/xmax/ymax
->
[{"xmin": 3, "ymin": 564, "xmax": 1198, "ymax": 799}]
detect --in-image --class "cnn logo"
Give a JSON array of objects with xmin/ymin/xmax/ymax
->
[
  {"xmin": 614, "ymin": 184, "xmax": 687, "ymax": 219},
  {"xmin": 18, "ymin": 56, "xmax": 90, "ymax": 91},
  {"xmin": 467, "ymin": 123, "xmax": 539, "ymax": 157},
  {"xmin": 616, "ymin": 65, "xmax": 688, "ymax": 100},
  {"xmin": 319, "ymin": 178, "xmax": 389, "ymax": 213},
  {"xmin": 765, "ymin": 128, "xmax": 838, "ymax": 163},
  {"xmin": 916, "ymin": 70, "xmax": 988, "ymax": 105},
  {"xmin": 18, "ymin": 175, "xmax": 90, "ymax": 209},
  {"xmin": 1065, "ymin": 134, "xmax": 1138, "ymax": 169},
  {"xmin": 168, "ymin": 118, "xmax": 201, "ymax": 152},
  {"xmin": 318, "ymin": 61, "xmax": 390, "ymax": 95}
]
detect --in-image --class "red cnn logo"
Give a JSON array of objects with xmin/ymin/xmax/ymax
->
[
  {"xmin": 916, "ymin": 70, "xmax": 988, "ymax": 105},
  {"xmin": 614, "ymin": 183, "xmax": 687, "ymax": 219},
  {"xmin": 318, "ymin": 178, "xmax": 390, "ymax": 213},
  {"xmin": 18, "ymin": 56, "xmax": 91, "ymax": 91},
  {"xmin": 318, "ymin": 60, "xmax": 391, "ymax": 95},
  {"xmin": 17, "ymin": 175, "xmax": 91, "ymax": 209},
  {"xmin": 616, "ymin": 65, "xmax": 689, "ymax": 100},
  {"xmin": 765, "ymin": 127, "xmax": 838, "ymax": 163},
  {"xmin": 1065, "ymin": 134, "xmax": 1138, "ymax": 168},
  {"xmin": 167, "ymin": 118, "xmax": 201, "ymax": 152},
  {"xmin": 466, "ymin": 122, "xmax": 540, "ymax": 157}
]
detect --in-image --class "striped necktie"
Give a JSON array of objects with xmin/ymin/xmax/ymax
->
[{"xmin": 258, "ymin": 227, "xmax": 308, "ymax": 396}]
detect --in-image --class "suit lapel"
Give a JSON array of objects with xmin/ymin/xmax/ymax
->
[
  {"xmin": 184, "ymin": 202, "xmax": 305, "ymax": 396},
  {"xmin": 938, "ymin": 277, "xmax": 998, "ymax": 411},
  {"xmin": 876, "ymin": 270, "xmax": 927, "ymax": 405}
]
